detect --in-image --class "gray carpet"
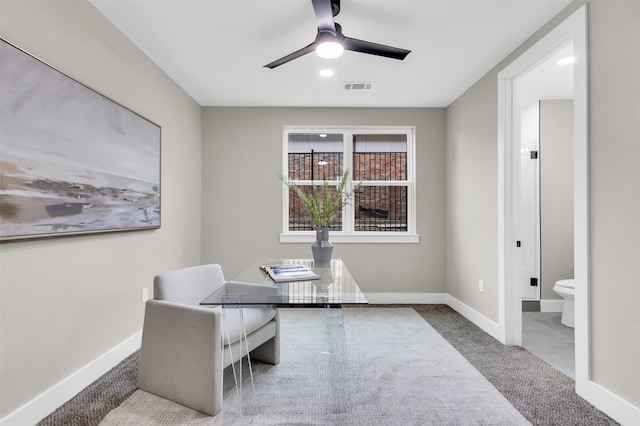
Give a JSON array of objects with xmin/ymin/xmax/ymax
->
[
  {"xmin": 37, "ymin": 305, "xmax": 618, "ymax": 426},
  {"xmin": 36, "ymin": 350, "xmax": 139, "ymax": 426},
  {"xmin": 99, "ymin": 308, "xmax": 529, "ymax": 425},
  {"xmin": 413, "ymin": 305, "xmax": 619, "ymax": 426}
]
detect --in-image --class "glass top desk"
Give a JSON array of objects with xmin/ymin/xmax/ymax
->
[
  {"xmin": 199, "ymin": 258, "xmax": 367, "ymax": 416},
  {"xmin": 200, "ymin": 258, "xmax": 368, "ymax": 308}
]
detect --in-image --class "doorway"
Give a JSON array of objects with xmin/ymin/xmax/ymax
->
[
  {"xmin": 497, "ymin": 5, "xmax": 589, "ymax": 388},
  {"xmin": 518, "ymin": 43, "xmax": 575, "ymax": 311},
  {"xmin": 519, "ymin": 52, "xmax": 576, "ymax": 375}
]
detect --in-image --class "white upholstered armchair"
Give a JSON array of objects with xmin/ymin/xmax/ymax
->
[{"xmin": 136, "ymin": 264, "xmax": 280, "ymax": 416}]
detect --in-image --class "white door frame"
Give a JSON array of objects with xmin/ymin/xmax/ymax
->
[{"xmin": 497, "ymin": 5, "xmax": 589, "ymax": 385}]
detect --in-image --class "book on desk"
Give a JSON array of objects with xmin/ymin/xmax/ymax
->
[{"xmin": 260, "ymin": 264, "xmax": 321, "ymax": 283}]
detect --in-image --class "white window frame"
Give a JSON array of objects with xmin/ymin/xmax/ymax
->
[{"xmin": 280, "ymin": 126, "xmax": 419, "ymax": 244}]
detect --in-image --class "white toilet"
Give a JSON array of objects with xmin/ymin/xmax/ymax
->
[{"xmin": 553, "ymin": 279, "xmax": 575, "ymax": 328}]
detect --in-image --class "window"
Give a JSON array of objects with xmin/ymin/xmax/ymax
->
[{"xmin": 281, "ymin": 127, "xmax": 418, "ymax": 243}]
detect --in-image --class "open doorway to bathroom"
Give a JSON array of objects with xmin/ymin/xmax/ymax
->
[
  {"xmin": 497, "ymin": 5, "xmax": 588, "ymax": 388},
  {"xmin": 518, "ymin": 45, "xmax": 576, "ymax": 378}
]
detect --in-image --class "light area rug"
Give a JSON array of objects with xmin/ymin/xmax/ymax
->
[{"xmin": 100, "ymin": 308, "xmax": 530, "ymax": 425}]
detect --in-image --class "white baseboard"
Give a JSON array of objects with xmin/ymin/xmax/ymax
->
[
  {"xmin": 0, "ymin": 331, "xmax": 142, "ymax": 426},
  {"xmin": 577, "ymin": 378, "xmax": 640, "ymax": 426},
  {"xmin": 363, "ymin": 293, "xmax": 501, "ymax": 342},
  {"xmin": 444, "ymin": 295, "xmax": 502, "ymax": 341},
  {"xmin": 364, "ymin": 292, "xmax": 449, "ymax": 304},
  {"xmin": 540, "ymin": 299, "xmax": 563, "ymax": 312}
]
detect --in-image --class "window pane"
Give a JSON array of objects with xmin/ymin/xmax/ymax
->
[
  {"xmin": 355, "ymin": 186, "xmax": 407, "ymax": 232},
  {"xmin": 353, "ymin": 134, "xmax": 407, "ymax": 181},
  {"xmin": 288, "ymin": 133, "xmax": 344, "ymax": 181},
  {"xmin": 287, "ymin": 186, "xmax": 343, "ymax": 231}
]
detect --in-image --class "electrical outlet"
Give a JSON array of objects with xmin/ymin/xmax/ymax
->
[
  {"xmin": 141, "ymin": 287, "xmax": 149, "ymax": 303},
  {"xmin": 479, "ymin": 279, "xmax": 484, "ymax": 293}
]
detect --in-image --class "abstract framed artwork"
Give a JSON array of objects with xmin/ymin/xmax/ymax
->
[{"xmin": 0, "ymin": 39, "xmax": 161, "ymax": 242}]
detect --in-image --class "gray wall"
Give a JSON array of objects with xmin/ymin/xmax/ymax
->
[
  {"xmin": 588, "ymin": 0, "xmax": 639, "ymax": 405},
  {"xmin": 0, "ymin": 0, "xmax": 203, "ymax": 417},
  {"xmin": 446, "ymin": 73, "xmax": 500, "ymax": 318},
  {"xmin": 446, "ymin": 0, "xmax": 640, "ymax": 407},
  {"xmin": 201, "ymin": 108, "xmax": 446, "ymax": 295},
  {"xmin": 540, "ymin": 100, "xmax": 574, "ymax": 300}
]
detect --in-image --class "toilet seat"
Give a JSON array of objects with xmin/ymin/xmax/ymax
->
[
  {"xmin": 555, "ymin": 278, "xmax": 575, "ymax": 289},
  {"xmin": 554, "ymin": 279, "xmax": 575, "ymax": 296}
]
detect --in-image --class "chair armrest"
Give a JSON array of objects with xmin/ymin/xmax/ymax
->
[{"xmin": 137, "ymin": 299, "xmax": 224, "ymax": 415}]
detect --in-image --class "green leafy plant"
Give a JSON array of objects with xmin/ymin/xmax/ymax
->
[{"xmin": 280, "ymin": 170, "xmax": 361, "ymax": 228}]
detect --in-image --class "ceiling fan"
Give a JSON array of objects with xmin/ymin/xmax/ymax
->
[{"xmin": 264, "ymin": 0, "xmax": 411, "ymax": 69}]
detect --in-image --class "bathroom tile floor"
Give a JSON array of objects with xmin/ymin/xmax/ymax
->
[{"xmin": 522, "ymin": 312, "xmax": 575, "ymax": 379}]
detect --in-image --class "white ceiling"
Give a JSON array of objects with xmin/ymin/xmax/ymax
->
[{"xmin": 89, "ymin": 0, "xmax": 572, "ymax": 108}]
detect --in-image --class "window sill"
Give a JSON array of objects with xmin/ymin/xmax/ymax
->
[{"xmin": 280, "ymin": 232, "xmax": 420, "ymax": 244}]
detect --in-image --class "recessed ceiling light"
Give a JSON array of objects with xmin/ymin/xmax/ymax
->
[
  {"xmin": 557, "ymin": 56, "xmax": 575, "ymax": 66},
  {"xmin": 319, "ymin": 69, "xmax": 334, "ymax": 77},
  {"xmin": 319, "ymin": 133, "xmax": 327, "ymax": 138}
]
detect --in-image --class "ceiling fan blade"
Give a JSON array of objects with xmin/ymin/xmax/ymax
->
[
  {"xmin": 343, "ymin": 37, "xmax": 411, "ymax": 60},
  {"xmin": 264, "ymin": 42, "xmax": 316, "ymax": 69},
  {"xmin": 311, "ymin": 0, "xmax": 336, "ymax": 32},
  {"xmin": 331, "ymin": 0, "xmax": 340, "ymax": 17}
]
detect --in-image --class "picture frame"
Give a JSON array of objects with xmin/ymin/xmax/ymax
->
[{"xmin": 0, "ymin": 39, "xmax": 161, "ymax": 242}]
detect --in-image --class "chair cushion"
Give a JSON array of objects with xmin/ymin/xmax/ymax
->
[{"xmin": 221, "ymin": 307, "xmax": 277, "ymax": 345}]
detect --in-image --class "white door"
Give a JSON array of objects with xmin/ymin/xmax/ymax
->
[{"xmin": 520, "ymin": 101, "xmax": 541, "ymax": 301}]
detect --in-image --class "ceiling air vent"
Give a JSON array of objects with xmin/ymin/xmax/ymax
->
[{"xmin": 344, "ymin": 82, "xmax": 374, "ymax": 90}]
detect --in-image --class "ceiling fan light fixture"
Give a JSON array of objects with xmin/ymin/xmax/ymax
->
[{"xmin": 316, "ymin": 40, "xmax": 344, "ymax": 59}]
